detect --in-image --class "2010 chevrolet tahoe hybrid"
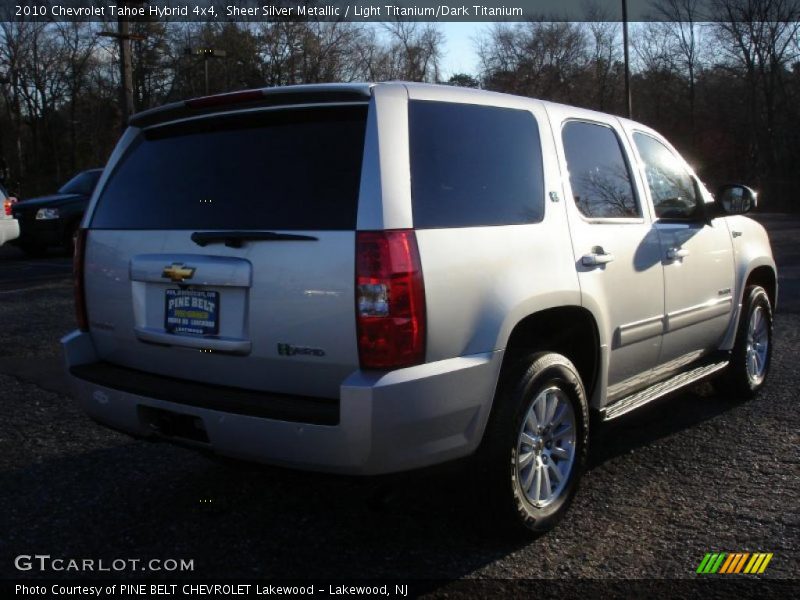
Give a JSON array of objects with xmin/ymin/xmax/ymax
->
[{"xmin": 62, "ymin": 82, "xmax": 776, "ymax": 534}]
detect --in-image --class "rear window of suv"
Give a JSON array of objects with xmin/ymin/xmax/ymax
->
[
  {"xmin": 409, "ymin": 101, "xmax": 544, "ymax": 228},
  {"xmin": 91, "ymin": 105, "xmax": 367, "ymax": 230}
]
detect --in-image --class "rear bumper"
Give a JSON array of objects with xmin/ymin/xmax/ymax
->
[
  {"xmin": 61, "ymin": 330, "xmax": 503, "ymax": 475},
  {"xmin": 0, "ymin": 218, "xmax": 19, "ymax": 246}
]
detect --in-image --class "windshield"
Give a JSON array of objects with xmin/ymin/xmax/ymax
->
[{"xmin": 59, "ymin": 170, "xmax": 101, "ymax": 196}]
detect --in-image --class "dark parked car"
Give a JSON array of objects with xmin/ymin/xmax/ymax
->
[{"xmin": 12, "ymin": 168, "xmax": 102, "ymax": 256}]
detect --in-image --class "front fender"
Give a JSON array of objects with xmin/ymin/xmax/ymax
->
[{"xmin": 719, "ymin": 215, "xmax": 777, "ymax": 350}]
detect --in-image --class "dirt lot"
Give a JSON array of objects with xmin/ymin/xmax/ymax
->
[{"xmin": 0, "ymin": 216, "xmax": 798, "ymax": 589}]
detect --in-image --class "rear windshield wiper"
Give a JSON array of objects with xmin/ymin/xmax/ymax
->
[{"xmin": 191, "ymin": 231, "xmax": 318, "ymax": 248}]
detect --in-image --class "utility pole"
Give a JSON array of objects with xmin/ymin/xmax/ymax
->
[
  {"xmin": 0, "ymin": 73, "xmax": 7, "ymax": 184},
  {"xmin": 185, "ymin": 48, "xmax": 227, "ymax": 95},
  {"xmin": 622, "ymin": 0, "xmax": 632, "ymax": 118},
  {"xmin": 98, "ymin": 3, "xmax": 147, "ymax": 126},
  {"xmin": 118, "ymin": 18, "xmax": 135, "ymax": 119}
]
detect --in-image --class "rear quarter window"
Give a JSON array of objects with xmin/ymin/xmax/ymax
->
[
  {"xmin": 409, "ymin": 101, "xmax": 545, "ymax": 228},
  {"xmin": 91, "ymin": 105, "xmax": 367, "ymax": 230}
]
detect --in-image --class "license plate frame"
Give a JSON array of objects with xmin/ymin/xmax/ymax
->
[{"xmin": 164, "ymin": 289, "xmax": 220, "ymax": 336}]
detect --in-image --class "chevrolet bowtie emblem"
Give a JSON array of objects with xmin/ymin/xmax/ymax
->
[{"xmin": 162, "ymin": 263, "xmax": 196, "ymax": 283}]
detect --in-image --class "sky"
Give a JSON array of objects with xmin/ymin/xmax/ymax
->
[
  {"xmin": 438, "ymin": 22, "xmax": 486, "ymax": 78},
  {"xmin": 437, "ymin": 21, "xmax": 657, "ymax": 80}
]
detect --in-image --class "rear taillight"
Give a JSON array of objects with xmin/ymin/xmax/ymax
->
[
  {"xmin": 74, "ymin": 228, "xmax": 89, "ymax": 331},
  {"xmin": 3, "ymin": 196, "xmax": 16, "ymax": 216},
  {"xmin": 356, "ymin": 230, "xmax": 426, "ymax": 370}
]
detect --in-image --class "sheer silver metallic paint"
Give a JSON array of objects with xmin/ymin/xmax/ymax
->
[
  {"xmin": 621, "ymin": 124, "xmax": 736, "ymax": 365},
  {"xmin": 355, "ymin": 85, "xmax": 413, "ymax": 230},
  {"xmin": 718, "ymin": 216, "xmax": 778, "ymax": 350},
  {"xmin": 544, "ymin": 102, "xmax": 666, "ymax": 400},
  {"xmin": 405, "ymin": 84, "xmax": 583, "ymax": 365},
  {"xmin": 63, "ymin": 329, "xmax": 504, "ymax": 474},
  {"xmin": 84, "ymin": 230, "xmax": 359, "ymax": 399}
]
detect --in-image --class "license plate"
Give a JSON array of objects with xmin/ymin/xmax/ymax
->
[{"xmin": 165, "ymin": 289, "xmax": 219, "ymax": 336}]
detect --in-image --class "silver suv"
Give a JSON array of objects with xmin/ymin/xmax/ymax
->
[{"xmin": 62, "ymin": 82, "xmax": 777, "ymax": 534}]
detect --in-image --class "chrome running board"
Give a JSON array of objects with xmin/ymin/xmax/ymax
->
[{"xmin": 601, "ymin": 360, "xmax": 729, "ymax": 421}]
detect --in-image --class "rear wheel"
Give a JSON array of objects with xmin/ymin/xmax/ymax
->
[
  {"xmin": 717, "ymin": 285, "xmax": 773, "ymax": 399},
  {"xmin": 478, "ymin": 352, "xmax": 589, "ymax": 535}
]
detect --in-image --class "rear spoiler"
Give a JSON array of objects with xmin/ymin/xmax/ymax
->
[{"xmin": 129, "ymin": 84, "xmax": 373, "ymax": 129}]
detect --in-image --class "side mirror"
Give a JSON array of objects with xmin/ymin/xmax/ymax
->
[{"xmin": 716, "ymin": 184, "xmax": 757, "ymax": 215}]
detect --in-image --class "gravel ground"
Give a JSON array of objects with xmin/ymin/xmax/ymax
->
[{"xmin": 1, "ymin": 217, "xmax": 799, "ymax": 587}]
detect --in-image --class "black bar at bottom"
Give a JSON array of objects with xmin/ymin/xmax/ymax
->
[{"xmin": 70, "ymin": 361, "xmax": 339, "ymax": 426}]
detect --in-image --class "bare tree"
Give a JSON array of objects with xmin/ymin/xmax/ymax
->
[
  {"xmin": 54, "ymin": 22, "xmax": 99, "ymax": 171},
  {"xmin": 655, "ymin": 0, "xmax": 706, "ymax": 147},
  {"xmin": 583, "ymin": 2, "xmax": 623, "ymax": 111},
  {"xmin": 478, "ymin": 22, "xmax": 588, "ymax": 102},
  {"xmin": 712, "ymin": 0, "xmax": 800, "ymax": 177},
  {"xmin": 0, "ymin": 20, "xmax": 31, "ymax": 185},
  {"xmin": 379, "ymin": 22, "xmax": 443, "ymax": 82}
]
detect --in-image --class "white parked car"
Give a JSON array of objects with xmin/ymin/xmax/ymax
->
[
  {"xmin": 0, "ymin": 183, "xmax": 20, "ymax": 246},
  {"xmin": 62, "ymin": 83, "xmax": 777, "ymax": 534}
]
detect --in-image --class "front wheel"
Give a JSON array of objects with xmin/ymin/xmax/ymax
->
[
  {"xmin": 717, "ymin": 285, "xmax": 773, "ymax": 399},
  {"xmin": 478, "ymin": 352, "xmax": 589, "ymax": 536}
]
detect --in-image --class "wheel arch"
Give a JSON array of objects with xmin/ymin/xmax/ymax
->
[
  {"xmin": 746, "ymin": 265, "xmax": 777, "ymax": 309},
  {"xmin": 720, "ymin": 260, "xmax": 778, "ymax": 351},
  {"xmin": 497, "ymin": 306, "xmax": 602, "ymax": 409}
]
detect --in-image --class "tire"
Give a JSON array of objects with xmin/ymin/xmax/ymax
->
[
  {"xmin": 477, "ymin": 352, "xmax": 590, "ymax": 536},
  {"xmin": 717, "ymin": 285, "xmax": 773, "ymax": 399}
]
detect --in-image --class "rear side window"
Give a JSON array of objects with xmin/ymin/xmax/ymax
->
[
  {"xmin": 409, "ymin": 101, "xmax": 544, "ymax": 228},
  {"xmin": 91, "ymin": 106, "xmax": 367, "ymax": 230},
  {"xmin": 562, "ymin": 121, "xmax": 640, "ymax": 219}
]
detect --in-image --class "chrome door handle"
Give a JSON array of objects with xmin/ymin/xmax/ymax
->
[
  {"xmin": 582, "ymin": 247, "xmax": 615, "ymax": 267},
  {"xmin": 666, "ymin": 247, "xmax": 690, "ymax": 260}
]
